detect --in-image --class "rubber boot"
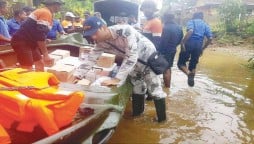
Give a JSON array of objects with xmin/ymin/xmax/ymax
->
[
  {"xmin": 132, "ymin": 94, "xmax": 145, "ymax": 116},
  {"xmin": 187, "ymin": 72, "xmax": 195, "ymax": 87},
  {"xmin": 188, "ymin": 70, "xmax": 196, "ymax": 87},
  {"xmin": 154, "ymin": 98, "xmax": 166, "ymax": 122}
]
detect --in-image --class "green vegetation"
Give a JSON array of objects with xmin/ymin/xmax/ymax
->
[
  {"xmin": 246, "ymin": 21, "xmax": 254, "ymax": 36},
  {"xmin": 215, "ymin": 0, "xmax": 254, "ymax": 45},
  {"xmin": 62, "ymin": 0, "xmax": 93, "ymax": 17},
  {"xmin": 217, "ymin": 0, "xmax": 254, "ymax": 37},
  {"xmin": 218, "ymin": 0, "xmax": 246, "ymax": 33},
  {"xmin": 214, "ymin": 0, "xmax": 254, "ymax": 68},
  {"xmin": 7, "ymin": 0, "xmax": 94, "ymax": 19}
]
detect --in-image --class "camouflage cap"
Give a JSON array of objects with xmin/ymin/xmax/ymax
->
[{"xmin": 42, "ymin": 0, "xmax": 65, "ymax": 5}]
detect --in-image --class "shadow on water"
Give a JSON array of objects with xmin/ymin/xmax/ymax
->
[{"xmin": 108, "ymin": 48, "xmax": 254, "ymax": 144}]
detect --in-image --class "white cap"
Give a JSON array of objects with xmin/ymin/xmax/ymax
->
[{"xmin": 65, "ymin": 12, "xmax": 75, "ymax": 18}]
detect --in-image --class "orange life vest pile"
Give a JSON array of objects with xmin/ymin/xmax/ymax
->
[
  {"xmin": 0, "ymin": 68, "xmax": 85, "ymax": 143},
  {"xmin": 0, "ymin": 124, "xmax": 10, "ymax": 144}
]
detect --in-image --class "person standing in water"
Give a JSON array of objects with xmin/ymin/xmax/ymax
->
[
  {"xmin": 83, "ymin": 16, "xmax": 167, "ymax": 122},
  {"xmin": 177, "ymin": 12, "xmax": 212, "ymax": 87}
]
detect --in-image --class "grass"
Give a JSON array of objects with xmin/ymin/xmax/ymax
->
[{"xmin": 216, "ymin": 34, "xmax": 244, "ymax": 45}]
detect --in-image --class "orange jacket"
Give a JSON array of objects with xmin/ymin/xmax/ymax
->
[{"xmin": 0, "ymin": 68, "xmax": 84, "ymax": 135}]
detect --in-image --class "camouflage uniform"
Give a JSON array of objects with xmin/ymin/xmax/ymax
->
[{"xmin": 95, "ymin": 25, "xmax": 166, "ymax": 99}]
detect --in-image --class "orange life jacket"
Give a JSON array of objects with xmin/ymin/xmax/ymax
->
[
  {"xmin": 0, "ymin": 124, "xmax": 11, "ymax": 144},
  {"xmin": 0, "ymin": 68, "xmax": 75, "ymax": 100},
  {"xmin": 0, "ymin": 68, "xmax": 85, "ymax": 135}
]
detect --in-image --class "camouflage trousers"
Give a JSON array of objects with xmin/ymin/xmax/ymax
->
[{"xmin": 129, "ymin": 62, "xmax": 166, "ymax": 99}]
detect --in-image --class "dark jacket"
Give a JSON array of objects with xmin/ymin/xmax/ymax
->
[{"xmin": 159, "ymin": 21, "xmax": 183, "ymax": 53}]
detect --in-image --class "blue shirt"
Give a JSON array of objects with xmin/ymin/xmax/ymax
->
[
  {"xmin": 186, "ymin": 19, "xmax": 212, "ymax": 42},
  {"xmin": 159, "ymin": 21, "xmax": 183, "ymax": 53},
  {"xmin": 47, "ymin": 19, "xmax": 64, "ymax": 40},
  {"xmin": 0, "ymin": 16, "xmax": 11, "ymax": 45},
  {"xmin": 7, "ymin": 18, "xmax": 21, "ymax": 36}
]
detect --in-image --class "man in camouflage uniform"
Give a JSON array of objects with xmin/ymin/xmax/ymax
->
[{"xmin": 83, "ymin": 16, "xmax": 167, "ymax": 122}]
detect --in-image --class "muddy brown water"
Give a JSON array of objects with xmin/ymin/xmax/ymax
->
[{"xmin": 108, "ymin": 47, "xmax": 254, "ymax": 144}]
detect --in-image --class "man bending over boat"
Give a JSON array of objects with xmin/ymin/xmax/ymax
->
[
  {"xmin": 11, "ymin": 0, "xmax": 64, "ymax": 71},
  {"xmin": 83, "ymin": 16, "xmax": 167, "ymax": 122}
]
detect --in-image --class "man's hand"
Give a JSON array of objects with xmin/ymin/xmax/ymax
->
[
  {"xmin": 0, "ymin": 35, "xmax": 11, "ymax": 43},
  {"xmin": 101, "ymin": 78, "xmax": 120, "ymax": 86},
  {"xmin": 46, "ymin": 39, "xmax": 52, "ymax": 44},
  {"xmin": 43, "ymin": 55, "xmax": 54, "ymax": 67}
]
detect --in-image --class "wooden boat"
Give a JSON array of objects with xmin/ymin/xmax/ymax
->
[{"xmin": 0, "ymin": 34, "xmax": 132, "ymax": 144}]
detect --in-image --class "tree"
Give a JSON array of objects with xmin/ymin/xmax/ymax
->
[
  {"xmin": 161, "ymin": 0, "xmax": 196, "ymax": 12},
  {"xmin": 218, "ymin": 0, "xmax": 246, "ymax": 33},
  {"xmin": 62, "ymin": 0, "xmax": 93, "ymax": 17}
]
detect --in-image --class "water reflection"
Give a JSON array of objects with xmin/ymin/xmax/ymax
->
[
  {"xmin": 244, "ymin": 73, "xmax": 254, "ymax": 99},
  {"xmin": 242, "ymin": 73, "xmax": 254, "ymax": 140},
  {"xmin": 109, "ymin": 49, "xmax": 254, "ymax": 144}
]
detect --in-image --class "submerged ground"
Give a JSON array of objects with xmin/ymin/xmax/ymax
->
[{"xmin": 109, "ymin": 43, "xmax": 254, "ymax": 144}]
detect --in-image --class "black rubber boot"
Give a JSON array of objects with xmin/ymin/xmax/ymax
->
[
  {"xmin": 187, "ymin": 73, "xmax": 195, "ymax": 87},
  {"xmin": 154, "ymin": 98, "xmax": 166, "ymax": 122},
  {"xmin": 132, "ymin": 94, "xmax": 145, "ymax": 116}
]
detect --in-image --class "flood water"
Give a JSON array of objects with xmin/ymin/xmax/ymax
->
[{"xmin": 108, "ymin": 48, "xmax": 254, "ymax": 144}]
